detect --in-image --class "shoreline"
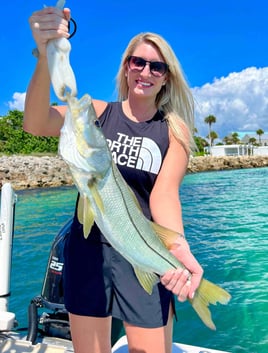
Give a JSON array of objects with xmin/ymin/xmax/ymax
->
[{"xmin": 1, "ymin": 155, "xmax": 268, "ymax": 190}]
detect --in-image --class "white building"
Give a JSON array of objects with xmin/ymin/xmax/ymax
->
[
  {"xmin": 241, "ymin": 133, "xmax": 268, "ymax": 146},
  {"xmin": 253, "ymin": 146, "xmax": 268, "ymax": 156},
  {"xmin": 210, "ymin": 144, "xmax": 268, "ymax": 157}
]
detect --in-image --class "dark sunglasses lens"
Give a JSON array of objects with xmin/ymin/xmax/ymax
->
[
  {"xmin": 129, "ymin": 56, "xmax": 146, "ymax": 70},
  {"xmin": 150, "ymin": 62, "xmax": 167, "ymax": 76},
  {"xmin": 128, "ymin": 56, "xmax": 168, "ymax": 77}
]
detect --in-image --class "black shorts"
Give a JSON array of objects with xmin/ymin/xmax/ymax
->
[{"xmin": 63, "ymin": 220, "xmax": 174, "ymax": 328}]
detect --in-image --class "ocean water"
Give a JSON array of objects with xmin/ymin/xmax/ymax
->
[{"xmin": 2, "ymin": 167, "xmax": 268, "ymax": 353}]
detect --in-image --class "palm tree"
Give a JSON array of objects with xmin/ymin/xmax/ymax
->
[
  {"xmin": 256, "ymin": 129, "xmax": 264, "ymax": 145},
  {"xmin": 207, "ymin": 130, "xmax": 218, "ymax": 146},
  {"xmin": 204, "ymin": 115, "xmax": 216, "ymax": 150},
  {"xmin": 249, "ymin": 137, "xmax": 257, "ymax": 145},
  {"xmin": 194, "ymin": 136, "xmax": 208, "ymax": 154},
  {"xmin": 223, "ymin": 132, "xmax": 240, "ymax": 145},
  {"xmin": 231, "ymin": 132, "xmax": 240, "ymax": 144},
  {"xmin": 223, "ymin": 135, "xmax": 231, "ymax": 145}
]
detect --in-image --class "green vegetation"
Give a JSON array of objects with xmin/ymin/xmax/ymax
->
[
  {"xmin": 204, "ymin": 114, "xmax": 216, "ymax": 149},
  {"xmin": 256, "ymin": 129, "xmax": 264, "ymax": 145},
  {"xmin": 0, "ymin": 110, "xmax": 266, "ymax": 156},
  {"xmin": 194, "ymin": 135, "xmax": 208, "ymax": 155},
  {"xmin": 0, "ymin": 110, "xmax": 58, "ymax": 155}
]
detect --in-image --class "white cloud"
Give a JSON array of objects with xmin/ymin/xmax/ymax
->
[
  {"xmin": 7, "ymin": 67, "xmax": 268, "ymax": 140},
  {"xmin": 8, "ymin": 92, "xmax": 26, "ymax": 111},
  {"xmin": 192, "ymin": 67, "xmax": 268, "ymax": 139}
]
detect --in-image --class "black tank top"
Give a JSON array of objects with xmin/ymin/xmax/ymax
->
[
  {"xmin": 71, "ymin": 101, "xmax": 169, "ymax": 241},
  {"xmin": 99, "ymin": 102, "xmax": 169, "ymax": 219}
]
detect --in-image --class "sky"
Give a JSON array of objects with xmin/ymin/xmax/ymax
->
[{"xmin": 1, "ymin": 0, "xmax": 268, "ymax": 139}]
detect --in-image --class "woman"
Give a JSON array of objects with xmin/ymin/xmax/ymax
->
[{"xmin": 25, "ymin": 6, "xmax": 203, "ymax": 353}]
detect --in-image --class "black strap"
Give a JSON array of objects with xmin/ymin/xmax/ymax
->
[{"xmin": 68, "ymin": 18, "xmax": 77, "ymax": 39}]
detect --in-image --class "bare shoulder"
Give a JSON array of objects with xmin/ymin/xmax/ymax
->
[
  {"xmin": 51, "ymin": 104, "xmax": 67, "ymax": 117},
  {"xmin": 45, "ymin": 99, "xmax": 107, "ymax": 135},
  {"xmin": 52, "ymin": 99, "xmax": 108, "ymax": 119},
  {"xmin": 92, "ymin": 99, "xmax": 108, "ymax": 118}
]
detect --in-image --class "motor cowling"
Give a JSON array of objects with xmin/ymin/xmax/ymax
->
[{"xmin": 41, "ymin": 218, "xmax": 73, "ymax": 311}]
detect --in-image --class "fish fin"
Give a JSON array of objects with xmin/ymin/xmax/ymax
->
[
  {"xmin": 189, "ymin": 278, "xmax": 232, "ymax": 330},
  {"xmin": 88, "ymin": 182, "xmax": 104, "ymax": 213},
  {"xmin": 77, "ymin": 195, "xmax": 95, "ymax": 238},
  {"xmin": 134, "ymin": 267, "xmax": 159, "ymax": 294},
  {"xmin": 77, "ymin": 196, "xmax": 84, "ymax": 224},
  {"xmin": 150, "ymin": 222, "xmax": 181, "ymax": 249},
  {"xmin": 151, "ymin": 221, "xmax": 232, "ymax": 330}
]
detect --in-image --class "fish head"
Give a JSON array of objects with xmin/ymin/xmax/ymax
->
[{"xmin": 59, "ymin": 94, "xmax": 111, "ymax": 180}]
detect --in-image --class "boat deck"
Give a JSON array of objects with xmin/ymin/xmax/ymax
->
[{"xmin": 0, "ymin": 335, "xmax": 231, "ymax": 353}]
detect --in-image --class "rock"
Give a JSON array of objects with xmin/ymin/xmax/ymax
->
[
  {"xmin": 0, "ymin": 155, "xmax": 268, "ymax": 190},
  {"xmin": 187, "ymin": 155, "xmax": 268, "ymax": 173},
  {"xmin": 0, "ymin": 155, "xmax": 73, "ymax": 190}
]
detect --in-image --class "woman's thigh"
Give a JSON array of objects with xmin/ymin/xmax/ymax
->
[
  {"xmin": 69, "ymin": 313, "xmax": 112, "ymax": 353},
  {"xmin": 123, "ymin": 305, "xmax": 174, "ymax": 353}
]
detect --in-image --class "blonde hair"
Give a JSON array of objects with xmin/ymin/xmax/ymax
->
[{"xmin": 116, "ymin": 32, "xmax": 195, "ymax": 154}]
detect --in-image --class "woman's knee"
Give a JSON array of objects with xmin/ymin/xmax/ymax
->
[
  {"xmin": 123, "ymin": 320, "xmax": 173, "ymax": 353},
  {"xmin": 69, "ymin": 313, "xmax": 112, "ymax": 353}
]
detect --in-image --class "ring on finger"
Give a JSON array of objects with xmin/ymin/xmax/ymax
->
[
  {"xmin": 186, "ymin": 274, "xmax": 192, "ymax": 285},
  {"xmin": 32, "ymin": 22, "xmax": 40, "ymax": 29}
]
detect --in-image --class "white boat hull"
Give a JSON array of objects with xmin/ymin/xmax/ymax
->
[
  {"xmin": 112, "ymin": 335, "xmax": 230, "ymax": 353},
  {"xmin": 0, "ymin": 183, "xmax": 17, "ymax": 313},
  {"xmin": 0, "ymin": 334, "xmax": 231, "ymax": 353}
]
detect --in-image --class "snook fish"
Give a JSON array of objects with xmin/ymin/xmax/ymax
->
[
  {"xmin": 57, "ymin": 94, "xmax": 231, "ymax": 330},
  {"xmin": 46, "ymin": 0, "xmax": 231, "ymax": 330}
]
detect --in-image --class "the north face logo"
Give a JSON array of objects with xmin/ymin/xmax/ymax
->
[{"xmin": 107, "ymin": 133, "xmax": 162, "ymax": 174}]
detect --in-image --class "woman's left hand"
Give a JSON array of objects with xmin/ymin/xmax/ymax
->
[{"xmin": 160, "ymin": 240, "xmax": 203, "ymax": 302}]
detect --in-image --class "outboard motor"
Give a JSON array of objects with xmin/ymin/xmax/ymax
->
[
  {"xmin": 27, "ymin": 217, "xmax": 124, "ymax": 345},
  {"xmin": 41, "ymin": 220, "xmax": 68, "ymax": 310},
  {"xmin": 27, "ymin": 219, "xmax": 73, "ymax": 343}
]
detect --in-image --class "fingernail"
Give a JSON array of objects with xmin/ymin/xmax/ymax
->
[
  {"xmin": 191, "ymin": 291, "xmax": 195, "ymax": 299},
  {"xmin": 183, "ymin": 269, "xmax": 190, "ymax": 277}
]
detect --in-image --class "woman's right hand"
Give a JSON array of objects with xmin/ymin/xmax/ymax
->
[{"xmin": 29, "ymin": 7, "xmax": 71, "ymax": 58}]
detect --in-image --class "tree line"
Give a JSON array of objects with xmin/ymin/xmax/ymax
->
[
  {"xmin": 0, "ymin": 110, "xmax": 58, "ymax": 155},
  {"xmin": 197, "ymin": 114, "xmax": 266, "ymax": 152},
  {"xmin": 0, "ymin": 110, "xmax": 266, "ymax": 155}
]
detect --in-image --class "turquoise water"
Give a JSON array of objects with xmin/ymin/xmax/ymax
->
[{"xmin": 3, "ymin": 167, "xmax": 268, "ymax": 352}]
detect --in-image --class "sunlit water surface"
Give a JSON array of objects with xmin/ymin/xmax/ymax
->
[{"xmin": 2, "ymin": 167, "xmax": 267, "ymax": 353}]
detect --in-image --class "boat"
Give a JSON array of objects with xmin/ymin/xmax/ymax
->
[{"xmin": 0, "ymin": 183, "xmax": 230, "ymax": 353}]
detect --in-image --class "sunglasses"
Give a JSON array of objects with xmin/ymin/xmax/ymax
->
[{"xmin": 127, "ymin": 56, "xmax": 169, "ymax": 77}]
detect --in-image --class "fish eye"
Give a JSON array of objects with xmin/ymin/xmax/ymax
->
[{"xmin": 94, "ymin": 119, "xmax": 101, "ymax": 128}]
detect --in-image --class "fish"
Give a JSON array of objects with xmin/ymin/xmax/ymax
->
[
  {"xmin": 46, "ymin": 0, "xmax": 77, "ymax": 101},
  {"xmin": 57, "ymin": 93, "xmax": 231, "ymax": 330},
  {"xmin": 46, "ymin": 0, "xmax": 231, "ymax": 330}
]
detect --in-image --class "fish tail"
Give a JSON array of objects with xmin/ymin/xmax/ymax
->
[{"xmin": 189, "ymin": 278, "xmax": 231, "ymax": 330}]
